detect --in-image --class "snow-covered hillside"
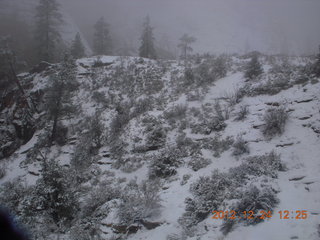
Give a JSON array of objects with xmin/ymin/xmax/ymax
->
[{"xmin": 0, "ymin": 53, "xmax": 319, "ymax": 240}]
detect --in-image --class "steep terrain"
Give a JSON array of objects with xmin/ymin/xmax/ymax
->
[{"xmin": 0, "ymin": 54, "xmax": 319, "ymax": 240}]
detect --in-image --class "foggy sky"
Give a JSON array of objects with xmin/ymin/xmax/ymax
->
[{"xmin": 61, "ymin": 0, "xmax": 320, "ymax": 55}]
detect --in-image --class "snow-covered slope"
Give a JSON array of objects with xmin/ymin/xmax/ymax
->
[{"xmin": 0, "ymin": 54, "xmax": 319, "ymax": 240}]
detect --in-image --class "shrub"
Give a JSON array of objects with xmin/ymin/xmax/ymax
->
[
  {"xmin": 214, "ymin": 100, "xmax": 229, "ymax": 121},
  {"xmin": 118, "ymin": 179, "xmax": 161, "ymax": 225},
  {"xmin": 180, "ymin": 174, "xmax": 192, "ymax": 186},
  {"xmin": 148, "ymin": 148, "xmax": 183, "ymax": 179},
  {"xmin": 183, "ymin": 67, "xmax": 195, "ymax": 87},
  {"xmin": 35, "ymin": 159, "xmax": 79, "ymax": 225},
  {"xmin": 202, "ymin": 135, "xmax": 234, "ymax": 157},
  {"xmin": 262, "ymin": 107, "xmax": 288, "ymax": 138},
  {"xmin": 0, "ymin": 179, "xmax": 30, "ymax": 214},
  {"xmin": 179, "ymin": 170, "xmax": 232, "ymax": 231},
  {"xmin": 235, "ymin": 105, "xmax": 249, "ymax": 121},
  {"xmin": 131, "ymin": 97, "xmax": 154, "ymax": 117},
  {"xmin": 224, "ymin": 88, "xmax": 244, "ymax": 106},
  {"xmin": 145, "ymin": 125, "xmax": 166, "ymax": 151},
  {"xmin": 221, "ymin": 185, "xmax": 279, "ymax": 233},
  {"xmin": 164, "ymin": 105, "xmax": 187, "ymax": 121},
  {"xmin": 244, "ymin": 54, "xmax": 263, "ymax": 80},
  {"xmin": 71, "ymin": 135, "xmax": 94, "ymax": 174},
  {"xmin": 232, "ymin": 135, "xmax": 249, "ymax": 157},
  {"xmin": 188, "ymin": 156, "xmax": 212, "ymax": 171},
  {"xmin": 244, "ymin": 151, "xmax": 284, "ymax": 178},
  {"xmin": 207, "ymin": 117, "xmax": 227, "ymax": 133},
  {"xmin": 92, "ymin": 91, "xmax": 108, "ymax": 106},
  {"xmin": 109, "ymin": 111, "xmax": 130, "ymax": 140},
  {"xmin": 82, "ymin": 183, "xmax": 120, "ymax": 218}
]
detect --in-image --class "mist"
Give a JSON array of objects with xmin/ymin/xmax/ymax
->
[{"xmin": 62, "ymin": 0, "xmax": 320, "ymax": 55}]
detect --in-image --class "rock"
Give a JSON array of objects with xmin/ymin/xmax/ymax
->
[
  {"xmin": 28, "ymin": 170, "xmax": 40, "ymax": 176},
  {"xmin": 102, "ymin": 223, "xmax": 141, "ymax": 235},
  {"xmin": 289, "ymin": 176, "xmax": 306, "ymax": 181},
  {"xmin": 298, "ymin": 115, "xmax": 312, "ymax": 120},
  {"xmin": 140, "ymin": 220, "xmax": 164, "ymax": 230},
  {"xmin": 295, "ymin": 98, "xmax": 313, "ymax": 103},
  {"xmin": 265, "ymin": 102, "xmax": 280, "ymax": 106},
  {"xmin": 276, "ymin": 142, "xmax": 294, "ymax": 147}
]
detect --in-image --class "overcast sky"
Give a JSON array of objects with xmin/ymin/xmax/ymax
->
[
  {"xmin": 2, "ymin": 0, "xmax": 319, "ymax": 55},
  {"xmin": 60, "ymin": 0, "xmax": 320, "ymax": 55}
]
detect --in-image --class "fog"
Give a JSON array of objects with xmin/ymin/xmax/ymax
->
[
  {"xmin": 1, "ymin": 0, "xmax": 320, "ymax": 56},
  {"xmin": 61, "ymin": 0, "xmax": 320, "ymax": 55}
]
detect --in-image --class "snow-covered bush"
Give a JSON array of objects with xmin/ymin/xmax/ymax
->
[
  {"xmin": 244, "ymin": 151, "xmax": 284, "ymax": 178},
  {"xmin": 214, "ymin": 100, "xmax": 229, "ymax": 121},
  {"xmin": 109, "ymin": 111, "xmax": 130, "ymax": 140},
  {"xmin": 148, "ymin": 148, "xmax": 184, "ymax": 179},
  {"xmin": 188, "ymin": 156, "xmax": 212, "ymax": 171},
  {"xmin": 207, "ymin": 117, "xmax": 227, "ymax": 133},
  {"xmin": 71, "ymin": 135, "xmax": 94, "ymax": 174},
  {"xmin": 235, "ymin": 105, "xmax": 249, "ymax": 121},
  {"xmin": 35, "ymin": 159, "xmax": 79, "ymax": 225},
  {"xmin": 0, "ymin": 179, "xmax": 30, "ymax": 215},
  {"xmin": 194, "ymin": 55, "xmax": 228, "ymax": 86},
  {"xmin": 118, "ymin": 179, "xmax": 161, "ymax": 225},
  {"xmin": 145, "ymin": 125, "xmax": 166, "ymax": 151},
  {"xmin": 183, "ymin": 67, "xmax": 195, "ymax": 87},
  {"xmin": 202, "ymin": 135, "xmax": 234, "ymax": 157},
  {"xmin": 180, "ymin": 174, "xmax": 192, "ymax": 186},
  {"xmin": 131, "ymin": 97, "xmax": 154, "ymax": 117},
  {"xmin": 224, "ymin": 87, "xmax": 245, "ymax": 106},
  {"xmin": 179, "ymin": 170, "xmax": 232, "ymax": 234},
  {"xmin": 232, "ymin": 135, "xmax": 249, "ymax": 157},
  {"xmin": 164, "ymin": 105, "xmax": 187, "ymax": 122},
  {"xmin": 221, "ymin": 185, "xmax": 279, "ymax": 234},
  {"xmin": 262, "ymin": 107, "xmax": 288, "ymax": 138},
  {"xmin": 92, "ymin": 91, "xmax": 109, "ymax": 107},
  {"xmin": 120, "ymin": 156, "xmax": 144, "ymax": 173}
]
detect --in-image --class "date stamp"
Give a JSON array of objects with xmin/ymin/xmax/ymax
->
[{"xmin": 212, "ymin": 210, "xmax": 308, "ymax": 220}]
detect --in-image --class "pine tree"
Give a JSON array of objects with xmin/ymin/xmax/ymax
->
[
  {"xmin": 178, "ymin": 34, "xmax": 196, "ymax": 60},
  {"xmin": 313, "ymin": 45, "xmax": 320, "ymax": 77},
  {"xmin": 0, "ymin": 37, "xmax": 25, "ymax": 94},
  {"xmin": 93, "ymin": 17, "xmax": 112, "ymax": 55},
  {"xmin": 139, "ymin": 16, "xmax": 157, "ymax": 59},
  {"xmin": 35, "ymin": 159, "xmax": 79, "ymax": 225},
  {"xmin": 45, "ymin": 54, "xmax": 78, "ymax": 143},
  {"xmin": 244, "ymin": 54, "xmax": 263, "ymax": 80},
  {"xmin": 34, "ymin": 0, "xmax": 63, "ymax": 62},
  {"xmin": 70, "ymin": 33, "xmax": 85, "ymax": 59}
]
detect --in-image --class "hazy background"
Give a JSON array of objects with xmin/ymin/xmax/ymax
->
[
  {"xmin": 62, "ymin": 0, "xmax": 320, "ymax": 55},
  {"xmin": 1, "ymin": 0, "xmax": 320, "ymax": 57}
]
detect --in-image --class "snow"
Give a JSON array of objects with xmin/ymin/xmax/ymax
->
[{"xmin": 1, "ymin": 55, "xmax": 320, "ymax": 240}]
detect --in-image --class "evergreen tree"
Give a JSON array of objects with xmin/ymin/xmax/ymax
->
[
  {"xmin": 178, "ymin": 34, "xmax": 196, "ymax": 60},
  {"xmin": 139, "ymin": 16, "xmax": 157, "ymax": 59},
  {"xmin": 0, "ymin": 37, "xmax": 24, "ymax": 94},
  {"xmin": 35, "ymin": 159, "xmax": 79, "ymax": 225},
  {"xmin": 70, "ymin": 33, "xmax": 85, "ymax": 59},
  {"xmin": 34, "ymin": 0, "xmax": 63, "ymax": 62},
  {"xmin": 93, "ymin": 17, "xmax": 112, "ymax": 55},
  {"xmin": 244, "ymin": 54, "xmax": 263, "ymax": 80},
  {"xmin": 313, "ymin": 45, "xmax": 320, "ymax": 77},
  {"xmin": 45, "ymin": 54, "xmax": 78, "ymax": 143}
]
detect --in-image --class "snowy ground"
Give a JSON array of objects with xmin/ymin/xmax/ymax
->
[{"xmin": 1, "ymin": 55, "xmax": 319, "ymax": 240}]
